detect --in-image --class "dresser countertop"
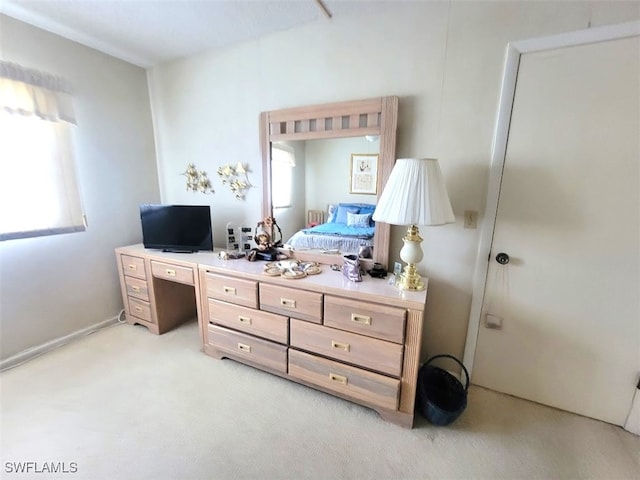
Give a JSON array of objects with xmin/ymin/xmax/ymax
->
[{"xmin": 117, "ymin": 244, "xmax": 427, "ymax": 310}]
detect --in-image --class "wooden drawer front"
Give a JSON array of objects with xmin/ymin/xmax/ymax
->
[
  {"xmin": 290, "ymin": 319, "xmax": 403, "ymax": 377},
  {"xmin": 324, "ymin": 296, "xmax": 406, "ymax": 344},
  {"xmin": 124, "ymin": 276, "xmax": 149, "ymax": 302},
  {"xmin": 289, "ymin": 349, "xmax": 400, "ymax": 411},
  {"xmin": 151, "ymin": 261, "xmax": 194, "ymax": 285},
  {"xmin": 208, "ymin": 299, "xmax": 288, "ymax": 344},
  {"xmin": 208, "ymin": 324, "xmax": 287, "ymax": 373},
  {"xmin": 205, "ymin": 273, "xmax": 258, "ymax": 309},
  {"xmin": 259, "ymin": 284, "xmax": 322, "ymax": 323},
  {"xmin": 128, "ymin": 297, "xmax": 152, "ymax": 322},
  {"xmin": 121, "ymin": 255, "xmax": 146, "ymax": 280}
]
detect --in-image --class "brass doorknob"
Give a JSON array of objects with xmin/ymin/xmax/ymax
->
[{"xmin": 495, "ymin": 253, "xmax": 510, "ymax": 265}]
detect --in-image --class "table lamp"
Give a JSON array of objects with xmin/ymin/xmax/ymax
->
[{"xmin": 372, "ymin": 158, "xmax": 455, "ymax": 291}]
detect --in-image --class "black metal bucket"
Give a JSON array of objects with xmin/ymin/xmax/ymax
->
[{"xmin": 417, "ymin": 354, "xmax": 469, "ymax": 426}]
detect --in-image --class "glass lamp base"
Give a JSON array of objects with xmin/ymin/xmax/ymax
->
[{"xmin": 396, "ymin": 225, "xmax": 425, "ymax": 291}]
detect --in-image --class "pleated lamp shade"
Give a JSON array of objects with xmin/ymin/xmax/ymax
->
[{"xmin": 372, "ymin": 158, "xmax": 455, "ymax": 226}]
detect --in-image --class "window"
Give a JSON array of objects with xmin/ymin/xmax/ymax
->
[
  {"xmin": 271, "ymin": 144, "xmax": 295, "ymax": 209},
  {"xmin": 0, "ymin": 62, "xmax": 85, "ymax": 241}
]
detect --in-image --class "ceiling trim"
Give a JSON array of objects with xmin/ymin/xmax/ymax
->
[{"xmin": 0, "ymin": 2, "xmax": 151, "ymax": 68}]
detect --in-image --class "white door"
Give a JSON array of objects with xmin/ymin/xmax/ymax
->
[{"xmin": 472, "ymin": 35, "xmax": 639, "ymax": 425}]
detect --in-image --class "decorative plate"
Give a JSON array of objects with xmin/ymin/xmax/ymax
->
[
  {"xmin": 282, "ymin": 270, "xmax": 306, "ymax": 279},
  {"xmin": 304, "ymin": 266, "xmax": 322, "ymax": 275},
  {"xmin": 263, "ymin": 266, "xmax": 282, "ymax": 276},
  {"xmin": 276, "ymin": 260, "xmax": 299, "ymax": 270}
]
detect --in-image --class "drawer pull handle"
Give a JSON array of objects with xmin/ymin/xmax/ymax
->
[
  {"xmin": 238, "ymin": 316, "xmax": 252, "ymax": 325},
  {"xmin": 329, "ymin": 373, "xmax": 347, "ymax": 385},
  {"xmin": 237, "ymin": 343, "xmax": 251, "ymax": 353},
  {"xmin": 165, "ymin": 269, "xmax": 176, "ymax": 277},
  {"xmin": 280, "ymin": 298, "xmax": 296, "ymax": 308},
  {"xmin": 127, "ymin": 264, "xmax": 137, "ymax": 271},
  {"xmin": 351, "ymin": 313, "xmax": 371, "ymax": 325},
  {"xmin": 131, "ymin": 286, "xmax": 141, "ymax": 293},
  {"xmin": 223, "ymin": 286, "xmax": 237, "ymax": 295},
  {"xmin": 331, "ymin": 340, "xmax": 350, "ymax": 352},
  {"xmin": 134, "ymin": 306, "xmax": 143, "ymax": 313}
]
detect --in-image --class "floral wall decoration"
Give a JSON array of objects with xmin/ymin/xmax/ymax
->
[
  {"xmin": 217, "ymin": 162, "xmax": 253, "ymax": 200},
  {"xmin": 182, "ymin": 163, "xmax": 214, "ymax": 194}
]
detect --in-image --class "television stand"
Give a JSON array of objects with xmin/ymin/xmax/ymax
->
[{"xmin": 162, "ymin": 249, "xmax": 195, "ymax": 254}]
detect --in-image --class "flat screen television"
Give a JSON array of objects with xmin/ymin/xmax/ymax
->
[{"xmin": 140, "ymin": 204, "xmax": 213, "ymax": 252}]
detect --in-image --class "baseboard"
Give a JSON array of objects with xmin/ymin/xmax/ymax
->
[
  {"xmin": 624, "ymin": 385, "xmax": 640, "ymax": 436},
  {"xmin": 0, "ymin": 316, "xmax": 122, "ymax": 372}
]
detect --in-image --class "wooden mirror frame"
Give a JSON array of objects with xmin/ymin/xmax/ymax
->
[{"xmin": 260, "ymin": 96, "xmax": 398, "ymax": 269}]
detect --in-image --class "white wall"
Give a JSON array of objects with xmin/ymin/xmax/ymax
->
[
  {"xmin": 0, "ymin": 16, "xmax": 159, "ymax": 360},
  {"xmin": 148, "ymin": 1, "xmax": 639, "ymax": 361},
  {"xmin": 305, "ymin": 136, "xmax": 379, "ymax": 210}
]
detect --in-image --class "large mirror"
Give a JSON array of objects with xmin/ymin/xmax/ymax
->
[{"xmin": 261, "ymin": 97, "xmax": 398, "ymax": 269}]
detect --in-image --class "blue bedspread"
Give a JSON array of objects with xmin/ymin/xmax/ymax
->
[{"xmin": 302, "ymin": 222, "xmax": 375, "ymax": 239}]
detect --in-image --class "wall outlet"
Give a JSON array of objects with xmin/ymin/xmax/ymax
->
[{"xmin": 464, "ymin": 210, "xmax": 478, "ymax": 229}]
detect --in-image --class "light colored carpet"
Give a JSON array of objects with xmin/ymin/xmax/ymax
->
[{"xmin": 1, "ymin": 320, "xmax": 638, "ymax": 480}]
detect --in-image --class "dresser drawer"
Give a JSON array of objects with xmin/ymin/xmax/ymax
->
[
  {"xmin": 151, "ymin": 261, "xmax": 194, "ymax": 285},
  {"xmin": 208, "ymin": 299, "xmax": 288, "ymax": 344},
  {"xmin": 205, "ymin": 273, "xmax": 258, "ymax": 309},
  {"xmin": 128, "ymin": 297, "xmax": 152, "ymax": 323},
  {"xmin": 290, "ymin": 319, "xmax": 403, "ymax": 377},
  {"xmin": 121, "ymin": 254, "xmax": 146, "ymax": 280},
  {"xmin": 289, "ymin": 349, "xmax": 400, "ymax": 411},
  {"xmin": 124, "ymin": 276, "xmax": 149, "ymax": 302},
  {"xmin": 208, "ymin": 324, "xmax": 287, "ymax": 373},
  {"xmin": 324, "ymin": 296, "xmax": 406, "ymax": 344},
  {"xmin": 259, "ymin": 284, "xmax": 322, "ymax": 323}
]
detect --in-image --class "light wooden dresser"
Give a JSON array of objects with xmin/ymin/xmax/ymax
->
[{"xmin": 115, "ymin": 244, "xmax": 427, "ymax": 428}]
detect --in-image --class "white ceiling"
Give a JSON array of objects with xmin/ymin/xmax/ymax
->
[{"xmin": 0, "ymin": 0, "xmax": 397, "ymax": 68}]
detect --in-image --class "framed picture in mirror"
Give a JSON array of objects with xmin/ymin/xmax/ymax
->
[{"xmin": 350, "ymin": 153, "xmax": 379, "ymax": 195}]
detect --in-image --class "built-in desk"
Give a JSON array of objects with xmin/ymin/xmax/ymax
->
[
  {"xmin": 115, "ymin": 244, "xmax": 427, "ymax": 427},
  {"xmin": 115, "ymin": 245, "xmax": 215, "ymax": 336}
]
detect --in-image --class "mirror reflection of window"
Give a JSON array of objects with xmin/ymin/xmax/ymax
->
[{"xmin": 271, "ymin": 144, "xmax": 295, "ymax": 208}]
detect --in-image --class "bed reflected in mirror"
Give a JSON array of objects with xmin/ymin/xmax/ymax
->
[{"xmin": 272, "ymin": 136, "xmax": 379, "ymax": 258}]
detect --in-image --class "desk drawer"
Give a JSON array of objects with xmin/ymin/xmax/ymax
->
[
  {"xmin": 208, "ymin": 324, "xmax": 287, "ymax": 373},
  {"xmin": 290, "ymin": 319, "xmax": 403, "ymax": 377},
  {"xmin": 121, "ymin": 255, "xmax": 146, "ymax": 280},
  {"xmin": 205, "ymin": 273, "xmax": 258, "ymax": 309},
  {"xmin": 289, "ymin": 349, "xmax": 400, "ymax": 411},
  {"xmin": 151, "ymin": 261, "xmax": 194, "ymax": 285},
  {"xmin": 128, "ymin": 297, "xmax": 152, "ymax": 323},
  {"xmin": 260, "ymin": 284, "xmax": 322, "ymax": 323},
  {"xmin": 125, "ymin": 276, "xmax": 149, "ymax": 302},
  {"xmin": 324, "ymin": 296, "xmax": 406, "ymax": 344},
  {"xmin": 208, "ymin": 299, "xmax": 288, "ymax": 344}
]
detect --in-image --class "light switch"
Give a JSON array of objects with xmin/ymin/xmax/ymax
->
[{"xmin": 485, "ymin": 313, "xmax": 503, "ymax": 329}]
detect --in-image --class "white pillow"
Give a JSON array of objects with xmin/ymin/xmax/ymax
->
[{"xmin": 347, "ymin": 212, "xmax": 372, "ymax": 228}]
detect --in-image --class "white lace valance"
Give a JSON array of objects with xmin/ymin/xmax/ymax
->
[{"xmin": 0, "ymin": 61, "xmax": 76, "ymax": 124}]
